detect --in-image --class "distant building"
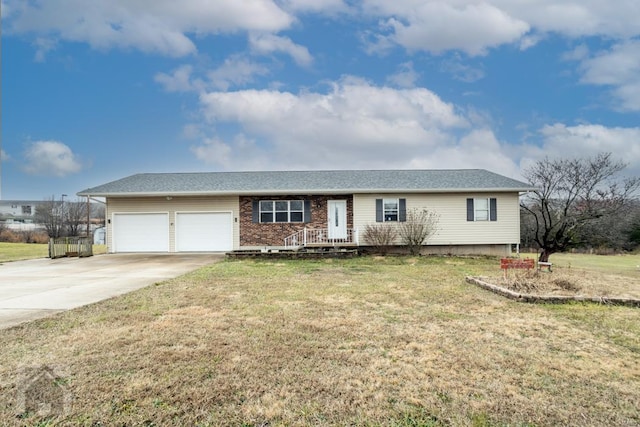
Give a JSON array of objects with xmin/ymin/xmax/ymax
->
[
  {"xmin": 0, "ymin": 199, "xmax": 106, "ymax": 234},
  {"xmin": 0, "ymin": 200, "xmax": 44, "ymax": 230}
]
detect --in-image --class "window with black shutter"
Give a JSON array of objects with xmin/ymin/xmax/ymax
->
[{"xmin": 467, "ymin": 198, "xmax": 497, "ymax": 221}]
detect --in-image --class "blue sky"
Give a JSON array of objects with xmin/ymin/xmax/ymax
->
[{"xmin": 2, "ymin": 0, "xmax": 639, "ymax": 200}]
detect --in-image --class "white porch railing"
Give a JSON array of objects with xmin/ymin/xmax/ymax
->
[{"xmin": 284, "ymin": 228, "xmax": 359, "ymax": 249}]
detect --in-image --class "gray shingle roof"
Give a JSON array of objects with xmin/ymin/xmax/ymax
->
[{"xmin": 77, "ymin": 169, "xmax": 535, "ymax": 197}]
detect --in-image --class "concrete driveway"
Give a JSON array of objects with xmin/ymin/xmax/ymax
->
[{"xmin": 0, "ymin": 253, "xmax": 221, "ymax": 329}]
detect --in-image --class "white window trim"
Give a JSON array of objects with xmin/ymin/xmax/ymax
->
[
  {"xmin": 474, "ymin": 198, "xmax": 489, "ymax": 221},
  {"xmin": 383, "ymin": 198, "xmax": 399, "ymax": 222},
  {"xmin": 259, "ymin": 200, "xmax": 304, "ymax": 223}
]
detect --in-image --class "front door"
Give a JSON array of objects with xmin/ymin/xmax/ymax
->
[{"xmin": 328, "ymin": 200, "xmax": 347, "ymax": 239}]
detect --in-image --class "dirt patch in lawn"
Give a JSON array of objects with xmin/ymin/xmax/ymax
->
[{"xmin": 481, "ymin": 267, "xmax": 640, "ymax": 300}]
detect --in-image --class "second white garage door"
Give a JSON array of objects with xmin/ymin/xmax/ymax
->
[{"xmin": 176, "ymin": 212, "xmax": 233, "ymax": 252}]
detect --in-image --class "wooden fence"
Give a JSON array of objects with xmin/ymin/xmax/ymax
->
[{"xmin": 49, "ymin": 237, "xmax": 93, "ymax": 259}]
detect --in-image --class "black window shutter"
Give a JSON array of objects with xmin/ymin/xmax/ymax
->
[
  {"xmin": 490, "ymin": 198, "xmax": 497, "ymax": 221},
  {"xmin": 375, "ymin": 199, "xmax": 383, "ymax": 222},
  {"xmin": 466, "ymin": 198, "xmax": 474, "ymax": 221},
  {"xmin": 252, "ymin": 200, "xmax": 260, "ymax": 223},
  {"xmin": 303, "ymin": 200, "xmax": 311, "ymax": 223},
  {"xmin": 399, "ymin": 198, "xmax": 407, "ymax": 222}
]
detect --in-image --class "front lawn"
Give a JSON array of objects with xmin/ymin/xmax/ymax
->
[
  {"xmin": 0, "ymin": 243, "xmax": 108, "ymax": 262},
  {"xmin": 522, "ymin": 252, "xmax": 640, "ymax": 276},
  {"xmin": 0, "ymin": 256, "xmax": 638, "ymax": 426},
  {"xmin": 0, "ymin": 242, "xmax": 49, "ymax": 262}
]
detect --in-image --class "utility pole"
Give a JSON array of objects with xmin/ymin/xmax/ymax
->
[
  {"xmin": 61, "ymin": 194, "xmax": 67, "ymax": 238},
  {"xmin": 86, "ymin": 196, "xmax": 91, "ymax": 237}
]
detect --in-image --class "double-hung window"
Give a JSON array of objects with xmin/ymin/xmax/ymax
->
[
  {"xmin": 467, "ymin": 198, "xmax": 497, "ymax": 221},
  {"xmin": 376, "ymin": 198, "xmax": 406, "ymax": 222},
  {"xmin": 259, "ymin": 200, "xmax": 304, "ymax": 223},
  {"xmin": 383, "ymin": 199, "xmax": 399, "ymax": 222}
]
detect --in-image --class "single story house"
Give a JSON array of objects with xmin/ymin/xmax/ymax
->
[{"xmin": 77, "ymin": 169, "xmax": 535, "ymax": 255}]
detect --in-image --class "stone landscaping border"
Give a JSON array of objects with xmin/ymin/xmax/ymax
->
[{"xmin": 466, "ymin": 276, "xmax": 640, "ymax": 308}]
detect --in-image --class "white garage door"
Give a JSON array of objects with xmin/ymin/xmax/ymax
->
[
  {"xmin": 176, "ymin": 212, "xmax": 233, "ymax": 252},
  {"xmin": 113, "ymin": 213, "xmax": 169, "ymax": 252}
]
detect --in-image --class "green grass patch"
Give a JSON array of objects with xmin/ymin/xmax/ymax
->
[
  {"xmin": 0, "ymin": 242, "xmax": 49, "ymax": 262},
  {"xmin": 0, "ymin": 243, "xmax": 107, "ymax": 262}
]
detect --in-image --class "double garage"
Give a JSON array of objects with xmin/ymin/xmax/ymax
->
[{"xmin": 112, "ymin": 212, "xmax": 233, "ymax": 253}]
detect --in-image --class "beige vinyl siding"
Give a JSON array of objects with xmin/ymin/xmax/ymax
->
[
  {"xmin": 106, "ymin": 196, "xmax": 239, "ymax": 252},
  {"xmin": 353, "ymin": 193, "xmax": 521, "ymax": 245}
]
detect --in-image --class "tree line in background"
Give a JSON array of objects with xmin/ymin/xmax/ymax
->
[
  {"xmin": 521, "ymin": 200, "xmax": 640, "ymax": 254},
  {"xmin": 520, "ymin": 153, "xmax": 640, "ymax": 261},
  {"xmin": 0, "ymin": 197, "xmax": 105, "ymax": 243}
]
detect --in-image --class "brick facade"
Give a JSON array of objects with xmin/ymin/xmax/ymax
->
[{"xmin": 239, "ymin": 195, "xmax": 353, "ymax": 247}]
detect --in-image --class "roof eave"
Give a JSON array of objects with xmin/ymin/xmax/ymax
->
[{"xmin": 77, "ymin": 187, "xmax": 536, "ymax": 197}]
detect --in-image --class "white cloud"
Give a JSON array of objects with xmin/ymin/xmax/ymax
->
[
  {"xmin": 362, "ymin": 1, "xmax": 640, "ymax": 55},
  {"xmin": 22, "ymin": 141, "xmax": 83, "ymax": 177},
  {"xmin": 182, "ymin": 123, "xmax": 204, "ymax": 140},
  {"xmin": 249, "ymin": 33, "xmax": 313, "ymax": 67},
  {"xmin": 155, "ymin": 57, "xmax": 270, "ymax": 93},
  {"xmin": 32, "ymin": 37, "xmax": 58, "ymax": 62},
  {"xmin": 4, "ymin": 0, "xmax": 294, "ymax": 57},
  {"xmin": 359, "ymin": 1, "xmax": 640, "ymax": 110},
  {"xmin": 407, "ymin": 129, "xmax": 522, "ymax": 179},
  {"xmin": 493, "ymin": 0, "xmax": 640, "ymax": 39},
  {"xmin": 440, "ymin": 56, "xmax": 485, "ymax": 83},
  {"xmin": 364, "ymin": 1, "xmax": 530, "ymax": 56},
  {"xmin": 1, "ymin": 149, "xmax": 9, "ymax": 161},
  {"xmin": 208, "ymin": 55, "xmax": 271, "ymax": 90},
  {"xmin": 578, "ymin": 40, "xmax": 640, "ymax": 111},
  {"xmin": 154, "ymin": 64, "xmax": 203, "ymax": 93},
  {"xmin": 191, "ymin": 78, "xmax": 640, "ymax": 181},
  {"xmin": 386, "ymin": 62, "xmax": 419, "ymax": 88},
  {"xmin": 194, "ymin": 79, "xmax": 478, "ymax": 170},
  {"xmin": 520, "ymin": 123, "xmax": 640, "ymax": 178},
  {"xmin": 279, "ymin": 0, "xmax": 348, "ymax": 14},
  {"xmin": 191, "ymin": 134, "xmax": 269, "ymax": 170},
  {"xmin": 562, "ymin": 44, "xmax": 590, "ymax": 62},
  {"xmin": 518, "ymin": 33, "xmax": 543, "ymax": 51}
]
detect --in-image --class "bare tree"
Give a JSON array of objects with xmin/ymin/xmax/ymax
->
[
  {"xmin": 91, "ymin": 203, "xmax": 106, "ymax": 227},
  {"xmin": 630, "ymin": 210, "xmax": 640, "ymax": 248},
  {"xmin": 363, "ymin": 223, "xmax": 398, "ymax": 255},
  {"xmin": 35, "ymin": 196, "xmax": 65, "ymax": 238},
  {"xmin": 66, "ymin": 199, "xmax": 88, "ymax": 236},
  {"xmin": 575, "ymin": 202, "xmax": 639, "ymax": 252},
  {"xmin": 521, "ymin": 153, "xmax": 640, "ymax": 262},
  {"xmin": 398, "ymin": 208, "xmax": 439, "ymax": 255}
]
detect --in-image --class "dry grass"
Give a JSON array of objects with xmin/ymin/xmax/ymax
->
[
  {"xmin": 522, "ymin": 252, "xmax": 640, "ymax": 277},
  {"xmin": 0, "ymin": 256, "xmax": 639, "ymax": 426},
  {"xmin": 488, "ymin": 267, "xmax": 640, "ymax": 299},
  {"xmin": 490, "ymin": 251, "xmax": 640, "ymax": 299}
]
